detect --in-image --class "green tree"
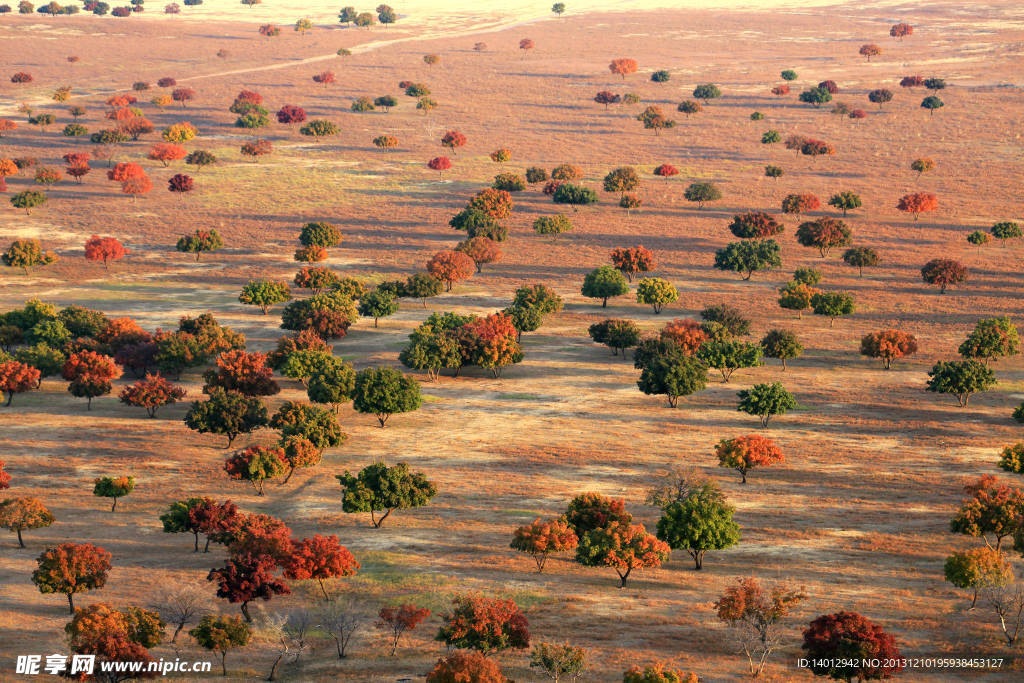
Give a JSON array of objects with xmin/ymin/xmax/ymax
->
[
  {"xmin": 692, "ymin": 84, "xmax": 721, "ymax": 102},
  {"xmin": 299, "ymin": 221, "xmax": 342, "ymax": 248},
  {"xmin": 530, "ymin": 641, "xmax": 586, "ymax": 681},
  {"xmin": 683, "ymin": 182, "xmax": 721, "ymax": 208},
  {"xmin": 842, "ymin": 247, "xmax": 880, "ymax": 276},
  {"xmin": 810, "ymin": 292, "xmax": 855, "ymax": 327},
  {"xmin": 357, "ymin": 290, "xmax": 398, "ymax": 328},
  {"xmin": 761, "ymin": 130, "xmax": 781, "ymax": 144},
  {"xmin": 352, "ymin": 367, "xmax": 421, "ymax": 427},
  {"xmin": 760, "ymin": 329, "xmax": 802, "ymax": 370},
  {"xmin": 656, "ymin": 483, "xmax": 740, "ymax": 569},
  {"xmin": 399, "ymin": 320, "xmax": 464, "ymax": 381},
  {"xmin": 190, "ymin": 615, "xmax": 252, "ymax": 677},
  {"xmin": 278, "ymin": 349, "xmax": 334, "ymax": 385},
  {"xmin": 533, "ymin": 214, "xmax": 573, "ymax": 236},
  {"xmin": 589, "ymin": 319, "xmax": 641, "ymax": 358},
  {"xmin": 990, "ymin": 221, "xmax": 1022, "ymax": 246},
  {"xmin": 270, "ymin": 400, "xmax": 345, "ymax": 451},
  {"xmin": 3, "ymin": 238, "xmax": 57, "ymax": 272},
  {"xmin": 602, "ymin": 167, "xmax": 639, "ymax": 197},
  {"xmin": 176, "ymin": 229, "xmax": 223, "ymax": 261},
  {"xmin": 300, "ymin": 120, "xmax": 339, "ymax": 139},
  {"xmin": 944, "ymin": 547, "xmax": 1013, "ymax": 609},
  {"xmin": 828, "ymin": 191, "xmax": 862, "ymax": 216},
  {"xmin": 737, "ymin": 382, "xmax": 796, "ymax": 427},
  {"xmin": 184, "ymin": 388, "xmax": 268, "ymax": 448},
  {"xmin": 781, "ymin": 69, "xmax": 797, "ymax": 81},
  {"xmin": 713, "ymin": 240, "xmax": 781, "ymax": 280},
  {"xmin": 307, "ymin": 357, "xmax": 356, "ymax": 411},
  {"xmin": 92, "ymin": 475, "xmax": 135, "ymax": 511},
  {"xmin": 926, "ymin": 360, "xmax": 996, "ymax": 407},
  {"xmin": 402, "ymin": 273, "xmax": 443, "ymax": 307},
  {"xmin": 581, "ymin": 265, "xmax": 629, "ymax": 307},
  {"xmin": 921, "ymin": 95, "xmax": 944, "ymax": 114},
  {"xmin": 998, "ymin": 443, "xmax": 1024, "ymax": 475},
  {"xmin": 701, "ymin": 305, "xmax": 750, "ymax": 337},
  {"xmin": 552, "ymin": 184, "xmax": 598, "ymax": 211},
  {"xmin": 798, "ymin": 87, "xmax": 832, "ymax": 107},
  {"xmin": 959, "ymin": 317, "xmax": 1020, "ymax": 364},
  {"xmin": 697, "ymin": 340, "xmax": 763, "ymax": 382},
  {"xmin": 238, "ymin": 280, "xmax": 291, "ymax": 314},
  {"xmin": 637, "ymin": 354, "xmax": 707, "ymax": 408},
  {"xmin": 635, "ymin": 278, "xmax": 678, "ymax": 313},
  {"xmin": 336, "ymin": 462, "xmax": 437, "ymax": 527}
]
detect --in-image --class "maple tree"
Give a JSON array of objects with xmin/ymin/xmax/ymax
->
[
  {"xmin": 427, "ymin": 250, "xmax": 475, "ymax": 291},
  {"xmin": 949, "ymin": 475, "xmax": 1024, "ymax": 549},
  {"xmin": 92, "ymin": 475, "xmax": 135, "ymax": 511},
  {"xmin": 801, "ymin": 612, "xmax": 902, "ymax": 681},
  {"xmin": 609, "ymin": 58, "xmax": 638, "ymax": 79},
  {"xmin": 715, "ymin": 435, "xmax": 783, "ymax": 483},
  {"xmin": 0, "ymin": 360, "xmax": 41, "ymax": 406},
  {"xmin": 860, "ymin": 330, "xmax": 918, "ymax": 369},
  {"xmin": 0, "ymin": 496, "xmax": 54, "ymax": 547},
  {"xmin": 84, "ymin": 235, "xmax": 127, "ymax": 268},
  {"xmin": 437, "ymin": 594, "xmax": 530, "ymax": 652},
  {"xmin": 62, "ymin": 350, "xmax": 122, "ymax": 409},
  {"xmin": 510, "ymin": 517, "xmax": 578, "ymax": 572},
  {"xmin": 921, "ymin": 259, "xmax": 967, "ymax": 294},
  {"xmin": 715, "ymin": 577, "xmax": 806, "ymax": 677},
  {"xmin": 208, "ymin": 552, "xmax": 290, "ymax": 622},
  {"xmin": 284, "ymin": 534, "xmax": 359, "ymax": 600},
  {"xmin": 427, "ymin": 651, "xmax": 507, "ymax": 683},
  {"xmin": 224, "ymin": 445, "xmax": 287, "ymax": 495},
  {"xmin": 377, "ymin": 603, "xmax": 431, "ymax": 655},
  {"xmin": 896, "ymin": 192, "xmax": 938, "ymax": 220},
  {"xmin": 576, "ymin": 521, "xmax": 671, "ymax": 586}
]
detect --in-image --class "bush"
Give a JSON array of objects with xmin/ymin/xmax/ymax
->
[{"xmin": 533, "ymin": 214, "xmax": 572, "ymax": 236}]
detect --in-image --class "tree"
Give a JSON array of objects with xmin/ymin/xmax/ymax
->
[
  {"xmin": 700, "ymin": 304, "xmax": 750, "ymax": 338},
  {"xmin": 729, "ymin": 212, "xmax": 783, "ymax": 239},
  {"xmin": 959, "ymin": 317, "xmax": 1020, "ymax": 364},
  {"xmin": 336, "ymin": 462, "xmax": 436, "ymax": 527},
  {"xmin": 698, "ymin": 340, "xmax": 763, "ymax": 382},
  {"xmin": 563, "ymin": 492, "xmax": 632, "ymax": 537},
  {"xmin": 715, "ymin": 577, "xmax": 806, "ymax": 677},
  {"xmin": 33, "ymin": 542, "xmax": 111, "ymax": 613},
  {"xmin": 203, "ymin": 350, "xmax": 279, "ymax": 397},
  {"xmin": 0, "ymin": 360, "xmax": 40, "ymax": 406},
  {"xmin": 737, "ymin": 382, "xmax": 796, "ymax": 428},
  {"xmin": 636, "ymin": 105, "xmax": 675, "ymax": 134},
  {"xmin": 280, "ymin": 292, "xmax": 358, "ymax": 340},
  {"xmin": 842, "ymin": 246, "xmax": 879, "ymax": 277},
  {"xmin": 714, "ymin": 240, "xmax": 781, "ymax": 280},
  {"xmin": 84, "ymin": 235, "xmax": 126, "ymax": 269},
  {"xmin": 552, "ymin": 183, "xmax": 598, "ymax": 210},
  {"xmin": 403, "ymin": 273, "xmax": 443, "ymax": 307},
  {"xmin": 317, "ymin": 595, "xmax": 368, "ymax": 659},
  {"xmin": 455, "ymin": 236, "xmax": 502, "ymax": 273},
  {"xmin": 581, "ymin": 265, "xmax": 628, "ymax": 307},
  {"xmin": 610, "ymin": 246, "xmax": 654, "ymax": 281},
  {"xmin": 299, "ymin": 120, "xmax": 338, "ymax": 139},
  {"xmin": 64, "ymin": 603, "xmax": 165, "ymax": 678},
  {"xmin": 426, "ymin": 250, "xmax": 475, "ymax": 291},
  {"xmin": 810, "ymin": 292, "xmax": 855, "ymax": 327},
  {"xmin": 3, "ymin": 238, "xmax": 56, "ymax": 270},
  {"xmin": 118, "ymin": 373, "xmax": 185, "ymax": 417},
  {"xmin": 945, "ymin": 547, "xmax": 1013, "ymax": 609},
  {"xmin": 609, "ymin": 58, "xmax": 638, "ymax": 79},
  {"xmin": 530, "ymin": 642, "xmax": 586, "ymax": 682},
  {"xmin": 906, "ymin": 158, "xmax": 934, "ymax": 181},
  {"xmin": 967, "ymin": 230, "xmax": 990, "ymax": 252},
  {"xmin": 184, "ymin": 387, "xmax": 268, "ymax": 448},
  {"xmin": 378, "ymin": 604, "xmax": 431, "ymax": 655},
  {"xmin": 677, "ymin": 100, "xmax": 702, "ymax": 118},
  {"xmin": 0, "ymin": 462, "xmax": 8, "ymax": 490},
  {"xmin": 62, "ymin": 350, "xmax": 122, "ymax": 409},
  {"xmin": 427, "ymin": 156, "xmax": 452, "ymax": 177},
  {"xmin": 437, "ymin": 594, "xmax": 530, "ymax": 652},
  {"xmin": 623, "ymin": 664, "xmax": 697, "ymax": 683},
  {"xmin": 867, "ymin": 88, "xmax": 893, "ymax": 109},
  {"xmin": 683, "ymin": 182, "xmax": 721, "ymax": 208},
  {"xmin": 534, "ymin": 214, "xmax": 573, "ymax": 236},
  {"xmin": 594, "ymin": 91, "xmax": 620, "ymax": 109},
  {"xmin": 0, "ymin": 497, "xmax": 54, "ymax": 547},
  {"xmin": 239, "ymin": 280, "xmax": 291, "ymax": 315},
  {"xmin": 827, "ymin": 191, "xmax": 861, "ymax": 217},
  {"xmin": 801, "ymin": 612, "xmax": 902, "ymax": 681},
  {"xmin": 440, "ymin": 129, "xmax": 467, "ymax": 154},
  {"xmin": 510, "ymin": 518, "xmax": 578, "ymax": 572},
  {"xmin": 575, "ymin": 521, "xmax": 670, "ymax": 587},
  {"xmin": 161, "ymin": 121, "xmax": 197, "ymax": 143},
  {"xmin": 270, "ymin": 401, "xmax": 345, "ymax": 452},
  {"xmin": 93, "ymin": 475, "xmax": 134, "ymax": 511},
  {"xmin": 176, "ymin": 229, "xmax": 223, "ymax": 261},
  {"xmin": 208, "ymin": 552, "xmax": 290, "ymax": 622},
  {"xmin": 760, "ymin": 329, "xmax": 802, "ymax": 370},
  {"xmin": 761, "ymin": 130, "xmax": 781, "ymax": 144},
  {"xmin": 240, "ymin": 138, "xmax": 272, "ymax": 160},
  {"xmin": 357, "ymin": 290, "xmax": 399, "ymax": 327},
  {"xmin": 588, "ymin": 318, "xmax": 640, "ymax": 356},
  {"xmin": 781, "ymin": 193, "xmax": 819, "ymax": 215},
  {"xmin": 951, "ymin": 475, "xmax": 1024, "ymax": 550},
  {"xmin": 284, "ymin": 534, "xmax": 359, "ymax": 600},
  {"xmin": 651, "ymin": 69, "xmax": 670, "ymax": 83},
  {"xmin": 921, "ymin": 95, "xmax": 944, "ymax": 114},
  {"xmin": 167, "ymin": 173, "xmax": 194, "ymax": 196},
  {"xmin": 656, "ymin": 481, "xmax": 739, "ymax": 569},
  {"xmin": 857, "ymin": 330, "xmax": 917, "ymax": 370},
  {"xmin": 693, "ymin": 83, "xmax": 721, "ymax": 102},
  {"xmin": 896, "ymin": 192, "xmax": 938, "ymax": 220},
  {"xmin": 770, "ymin": 85, "xmax": 790, "ymax": 96},
  {"xmin": 990, "ymin": 221, "xmax": 1023, "ymax": 246},
  {"xmin": 602, "ymin": 167, "xmax": 639, "ymax": 197},
  {"xmin": 638, "ymin": 354, "xmax": 707, "ymax": 408},
  {"xmin": 352, "ymin": 366, "xmax": 421, "ymax": 427},
  {"xmin": 224, "ymin": 446, "xmax": 286, "ymax": 495},
  {"xmin": 377, "ymin": 3, "xmax": 395, "ymax": 24},
  {"xmin": 798, "ymin": 87, "xmax": 832, "ymax": 107},
  {"xmin": 801, "ymin": 139, "xmax": 835, "ymax": 158},
  {"xmin": 921, "ymin": 258, "xmax": 967, "ymax": 293},
  {"xmin": 718, "ymin": 434, "xmax": 784, "ymax": 483},
  {"xmin": 891, "ymin": 22, "xmax": 913, "ymax": 39},
  {"xmin": 636, "ymin": 278, "xmax": 678, "ymax": 313},
  {"xmin": 190, "ymin": 615, "xmax": 251, "ymax": 676},
  {"xmin": 926, "ymin": 360, "xmax": 995, "ymax": 407},
  {"xmin": 859, "ymin": 43, "xmax": 882, "ymax": 60}
]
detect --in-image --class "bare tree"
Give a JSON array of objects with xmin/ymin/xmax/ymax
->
[
  {"xmin": 316, "ymin": 596, "xmax": 370, "ymax": 659},
  {"xmin": 645, "ymin": 465, "xmax": 709, "ymax": 508},
  {"xmin": 260, "ymin": 610, "xmax": 313, "ymax": 681},
  {"xmin": 714, "ymin": 578, "xmax": 806, "ymax": 677},
  {"xmin": 983, "ymin": 584, "xmax": 1024, "ymax": 644},
  {"xmin": 149, "ymin": 585, "xmax": 209, "ymax": 643}
]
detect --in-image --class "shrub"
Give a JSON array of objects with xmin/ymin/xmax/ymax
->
[
  {"xmin": 533, "ymin": 214, "xmax": 572, "ymax": 236},
  {"xmin": 493, "ymin": 172, "xmax": 526, "ymax": 192}
]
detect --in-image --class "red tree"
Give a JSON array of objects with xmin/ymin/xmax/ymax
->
[
  {"xmin": 0, "ymin": 461, "xmax": 10, "ymax": 489},
  {"xmin": 62, "ymin": 351, "xmax": 122, "ymax": 410},
  {"xmin": 660, "ymin": 319, "xmax": 709, "ymax": 354},
  {"xmin": 594, "ymin": 91, "xmax": 621, "ymax": 108},
  {"xmin": 157, "ymin": 77, "xmax": 177, "ymax": 88},
  {"xmin": 189, "ymin": 499, "xmax": 240, "ymax": 552},
  {"xmin": 241, "ymin": 139, "xmax": 272, "ymax": 160},
  {"xmin": 223, "ymin": 446, "xmax": 287, "ymax": 495},
  {"xmin": 860, "ymin": 330, "xmax": 918, "ymax": 369},
  {"xmin": 468, "ymin": 188, "xmax": 512, "ymax": 219},
  {"xmin": 207, "ymin": 554, "xmax": 290, "ymax": 622},
  {"xmin": 437, "ymin": 594, "xmax": 530, "ymax": 652},
  {"xmin": 897, "ymin": 192, "xmax": 937, "ymax": 220},
  {"xmin": 781, "ymin": 193, "xmax": 820, "ymax": 215},
  {"xmin": 171, "ymin": 87, "xmax": 196, "ymax": 107},
  {"xmin": 771, "ymin": 85, "xmax": 790, "ymax": 96},
  {"xmin": 900, "ymin": 75, "xmax": 924, "ymax": 88},
  {"xmin": 441, "ymin": 130, "xmax": 467, "ymax": 154},
  {"xmin": 921, "ymin": 259, "xmax": 967, "ymax": 294},
  {"xmin": 715, "ymin": 434, "xmax": 785, "ymax": 483},
  {"xmin": 122, "ymin": 174, "xmax": 153, "ymax": 200},
  {"xmin": 225, "ymin": 512, "xmax": 293, "ymax": 563},
  {"xmin": 455, "ymin": 236, "xmax": 502, "ymax": 273},
  {"xmin": 0, "ymin": 361, "xmax": 41, "ymax": 406},
  {"xmin": 148, "ymin": 143, "xmax": 186, "ymax": 166},
  {"xmin": 427, "ymin": 250, "xmax": 475, "ymax": 291},
  {"xmin": 168, "ymin": 173, "xmax": 194, "ymax": 195},
  {"xmin": 890, "ymin": 23, "xmax": 914, "ymax": 39},
  {"xmin": 427, "ymin": 652, "xmax": 506, "ymax": 683},
  {"xmin": 276, "ymin": 105, "xmax": 306, "ymax": 125},
  {"xmin": 202, "ymin": 350, "xmax": 279, "ymax": 397},
  {"xmin": 84, "ymin": 235, "xmax": 127, "ymax": 268},
  {"xmin": 118, "ymin": 373, "xmax": 186, "ymax": 417},
  {"xmin": 107, "ymin": 162, "xmax": 145, "ymax": 182},
  {"xmin": 427, "ymin": 156, "xmax": 451, "ymax": 176},
  {"xmin": 312, "ymin": 72, "xmax": 336, "ymax": 87},
  {"xmin": 801, "ymin": 612, "xmax": 902, "ymax": 681},
  {"xmin": 610, "ymin": 245, "xmax": 654, "ymax": 281},
  {"xmin": 653, "ymin": 163, "xmax": 678, "ymax": 177},
  {"xmin": 510, "ymin": 518, "xmax": 578, "ymax": 572},
  {"xmin": 284, "ymin": 534, "xmax": 359, "ymax": 600},
  {"xmin": 817, "ymin": 80, "xmax": 839, "ymax": 94},
  {"xmin": 377, "ymin": 604, "xmax": 431, "ymax": 655},
  {"xmin": 66, "ymin": 163, "xmax": 90, "ymax": 183},
  {"xmin": 609, "ymin": 58, "xmax": 638, "ymax": 79}
]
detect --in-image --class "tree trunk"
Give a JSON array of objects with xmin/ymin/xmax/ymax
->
[
  {"xmin": 241, "ymin": 601, "xmax": 252, "ymax": 622},
  {"xmin": 193, "ymin": 531, "xmax": 199, "ymax": 552},
  {"xmin": 204, "ymin": 536, "xmax": 211, "ymax": 553},
  {"xmin": 67, "ymin": 593, "xmax": 75, "ymax": 614},
  {"xmin": 17, "ymin": 528, "xmax": 24, "ymax": 547},
  {"xmin": 110, "ymin": 497, "xmax": 118, "ymax": 512},
  {"xmin": 318, "ymin": 578, "xmax": 330, "ymax": 601},
  {"xmin": 221, "ymin": 652, "xmax": 227, "ymax": 677},
  {"xmin": 267, "ymin": 654, "xmax": 283, "ymax": 681}
]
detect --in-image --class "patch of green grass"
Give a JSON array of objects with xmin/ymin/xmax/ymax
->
[
  {"xmin": 503, "ymin": 508, "xmax": 543, "ymax": 518},
  {"xmin": 496, "ymin": 393, "xmax": 544, "ymax": 401},
  {"xmin": 421, "ymin": 394, "xmax": 443, "ymax": 403}
]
